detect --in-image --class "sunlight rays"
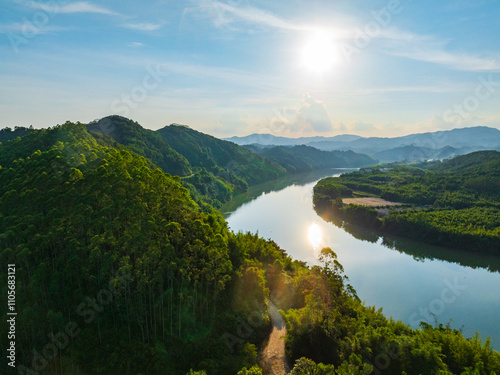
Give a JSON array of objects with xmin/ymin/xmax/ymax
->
[{"xmin": 299, "ymin": 29, "xmax": 340, "ymax": 74}]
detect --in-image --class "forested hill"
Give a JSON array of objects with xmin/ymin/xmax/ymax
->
[
  {"xmin": 157, "ymin": 124, "xmax": 285, "ymax": 186},
  {"xmin": 1, "ymin": 123, "xmax": 499, "ymax": 374},
  {"xmin": 87, "ymin": 116, "xmax": 192, "ymax": 177},
  {"xmin": 86, "ymin": 116, "xmax": 285, "ymax": 208},
  {"xmin": 429, "ymin": 150, "xmax": 500, "ymax": 174},
  {"xmin": 0, "ymin": 126, "xmax": 35, "ymax": 144},
  {"xmin": 246, "ymin": 144, "xmax": 376, "ymax": 173},
  {"xmin": 1, "ymin": 116, "xmax": 374, "ymax": 207},
  {"xmin": 0, "ymin": 121, "xmax": 287, "ymax": 374},
  {"xmin": 313, "ymin": 150, "xmax": 500, "ymax": 253}
]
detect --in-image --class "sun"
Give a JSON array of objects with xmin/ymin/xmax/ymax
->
[{"xmin": 300, "ymin": 29, "xmax": 339, "ymax": 74}]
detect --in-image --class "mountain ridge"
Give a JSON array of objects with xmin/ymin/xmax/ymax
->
[
  {"xmin": 246, "ymin": 144, "xmax": 376, "ymax": 173},
  {"xmin": 86, "ymin": 116, "xmax": 286, "ymax": 208},
  {"xmin": 225, "ymin": 126, "xmax": 500, "ymax": 145},
  {"xmin": 1, "ymin": 121, "xmax": 499, "ymax": 375},
  {"xmin": 225, "ymin": 126, "xmax": 500, "ymax": 153}
]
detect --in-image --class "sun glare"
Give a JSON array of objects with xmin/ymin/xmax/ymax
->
[
  {"xmin": 300, "ymin": 29, "xmax": 339, "ymax": 74},
  {"xmin": 308, "ymin": 223, "xmax": 323, "ymax": 249}
]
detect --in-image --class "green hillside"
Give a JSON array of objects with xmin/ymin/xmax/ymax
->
[
  {"xmin": 0, "ymin": 122, "xmax": 278, "ymax": 374},
  {"xmin": 87, "ymin": 116, "xmax": 192, "ymax": 177},
  {"xmin": 87, "ymin": 116, "xmax": 233, "ymax": 208},
  {"xmin": 86, "ymin": 116, "xmax": 285, "ymax": 208},
  {"xmin": 0, "ymin": 126, "xmax": 35, "ymax": 144},
  {"xmin": 313, "ymin": 151, "xmax": 500, "ymax": 253},
  {"xmin": 248, "ymin": 144, "xmax": 376, "ymax": 173},
  {"xmin": 430, "ymin": 150, "xmax": 500, "ymax": 174},
  {"xmin": 0, "ymin": 123, "xmax": 499, "ymax": 374},
  {"xmin": 157, "ymin": 124, "xmax": 286, "ymax": 186}
]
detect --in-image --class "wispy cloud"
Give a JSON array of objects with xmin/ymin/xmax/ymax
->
[
  {"xmin": 380, "ymin": 28, "xmax": 500, "ymax": 72},
  {"xmin": 355, "ymin": 85, "xmax": 460, "ymax": 95},
  {"xmin": 185, "ymin": 0, "xmax": 310, "ymax": 31},
  {"xmin": 190, "ymin": 1, "xmax": 500, "ymax": 74},
  {"xmin": 101, "ymin": 53, "xmax": 289, "ymax": 93},
  {"xmin": 389, "ymin": 48, "xmax": 500, "ymax": 72},
  {"xmin": 128, "ymin": 42, "xmax": 144, "ymax": 47},
  {"xmin": 378, "ymin": 27, "xmax": 436, "ymax": 44},
  {"xmin": 122, "ymin": 22, "xmax": 165, "ymax": 31},
  {"xmin": 209, "ymin": 1, "xmax": 306, "ymax": 31},
  {"xmin": 0, "ymin": 22, "xmax": 69, "ymax": 34},
  {"xmin": 162, "ymin": 61, "xmax": 283, "ymax": 90},
  {"xmin": 29, "ymin": 1, "xmax": 119, "ymax": 16}
]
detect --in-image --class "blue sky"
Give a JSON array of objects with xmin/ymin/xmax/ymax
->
[{"xmin": 1, "ymin": 0, "xmax": 500, "ymax": 137}]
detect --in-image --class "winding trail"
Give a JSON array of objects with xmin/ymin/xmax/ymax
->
[{"xmin": 260, "ymin": 301, "xmax": 290, "ymax": 375}]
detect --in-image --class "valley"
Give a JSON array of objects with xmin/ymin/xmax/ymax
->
[
  {"xmin": 1, "ymin": 119, "xmax": 499, "ymax": 375},
  {"xmin": 3, "ymin": 1, "xmax": 500, "ymax": 373}
]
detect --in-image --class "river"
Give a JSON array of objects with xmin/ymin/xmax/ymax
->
[{"xmin": 221, "ymin": 169, "xmax": 500, "ymax": 350}]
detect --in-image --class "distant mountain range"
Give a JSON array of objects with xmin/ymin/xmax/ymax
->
[
  {"xmin": 225, "ymin": 126, "xmax": 500, "ymax": 162},
  {"xmin": 224, "ymin": 133, "xmax": 363, "ymax": 146},
  {"xmin": 5, "ymin": 120, "xmax": 499, "ymax": 187}
]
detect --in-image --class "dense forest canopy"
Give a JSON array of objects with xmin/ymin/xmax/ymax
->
[
  {"xmin": 157, "ymin": 124, "xmax": 285, "ymax": 187},
  {"xmin": 2, "ymin": 116, "xmax": 380, "ymax": 209},
  {"xmin": 0, "ymin": 122, "xmax": 499, "ymax": 374},
  {"xmin": 0, "ymin": 126, "xmax": 35, "ymax": 144},
  {"xmin": 0, "ymin": 122, "xmax": 286, "ymax": 374},
  {"xmin": 313, "ymin": 151, "xmax": 500, "ymax": 254},
  {"xmin": 245, "ymin": 144, "xmax": 376, "ymax": 173},
  {"xmin": 86, "ymin": 116, "xmax": 286, "ymax": 209},
  {"xmin": 87, "ymin": 116, "xmax": 192, "ymax": 177}
]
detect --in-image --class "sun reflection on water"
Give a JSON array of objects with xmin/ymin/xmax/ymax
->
[{"xmin": 308, "ymin": 223, "xmax": 323, "ymax": 249}]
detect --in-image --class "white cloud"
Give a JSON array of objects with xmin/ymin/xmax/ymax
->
[
  {"xmin": 298, "ymin": 94, "xmax": 333, "ymax": 133},
  {"xmin": 381, "ymin": 28, "xmax": 500, "ymax": 72},
  {"xmin": 184, "ymin": 0, "xmax": 313, "ymax": 31},
  {"xmin": 29, "ymin": 1, "xmax": 118, "ymax": 16},
  {"xmin": 208, "ymin": 1, "xmax": 306, "ymax": 31},
  {"xmin": 190, "ymin": 1, "xmax": 500, "ymax": 74},
  {"xmin": 252, "ymin": 95, "xmax": 335, "ymax": 136},
  {"xmin": 0, "ymin": 22, "xmax": 68, "ymax": 34},
  {"xmin": 128, "ymin": 42, "xmax": 144, "ymax": 47},
  {"xmin": 122, "ymin": 22, "xmax": 165, "ymax": 31},
  {"xmin": 354, "ymin": 85, "xmax": 461, "ymax": 95},
  {"xmin": 389, "ymin": 48, "xmax": 500, "ymax": 72}
]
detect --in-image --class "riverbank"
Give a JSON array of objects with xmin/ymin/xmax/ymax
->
[
  {"xmin": 313, "ymin": 157, "xmax": 500, "ymax": 255},
  {"xmin": 225, "ymin": 172, "xmax": 500, "ymax": 350}
]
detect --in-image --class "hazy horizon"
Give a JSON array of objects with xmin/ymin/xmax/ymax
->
[
  {"xmin": 5, "ymin": 115, "xmax": 500, "ymax": 142},
  {"xmin": 2, "ymin": 0, "xmax": 500, "ymax": 137}
]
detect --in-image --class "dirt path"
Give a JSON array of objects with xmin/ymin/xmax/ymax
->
[
  {"xmin": 342, "ymin": 197, "xmax": 402, "ymax": 206},
  {"xmin": 260, "ymin": 301, "xmax": 290, "ymax": 375}
]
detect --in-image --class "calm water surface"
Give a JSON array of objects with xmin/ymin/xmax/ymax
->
[{"xmin": 222, "ymin": 170, "xmax": 500, "ymax": 349}]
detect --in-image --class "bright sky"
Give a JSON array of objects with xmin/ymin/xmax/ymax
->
[{"xmin": 1, "ymin": 0, "xmax": 500, "ymax": 137}]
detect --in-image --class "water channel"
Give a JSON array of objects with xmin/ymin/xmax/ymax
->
[{"xmin": 222, "ymin": 169, "xmax": 500, "ymax": 349}]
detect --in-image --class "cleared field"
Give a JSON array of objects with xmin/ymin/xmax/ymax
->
[{"xmin": 342, "ymin": 197, "xmax": 402, "ymax": 206}]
